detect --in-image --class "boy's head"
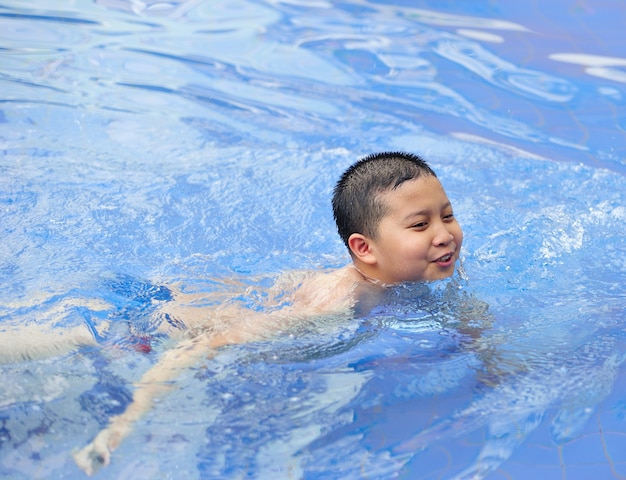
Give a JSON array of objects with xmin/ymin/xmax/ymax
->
[{"xmin": 332, "ymin": 151, "xmax": 462, "ymax": 284}]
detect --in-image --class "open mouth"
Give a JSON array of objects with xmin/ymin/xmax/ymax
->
[{"xmin": 434, "ymin": 252, "xmax": 453, "ymax": 263}]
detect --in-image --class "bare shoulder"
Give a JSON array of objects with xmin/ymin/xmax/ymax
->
[
  {"xmin": 153, "ymin": 266, "xmax": 380, "ymax": 336},
  {"xmin": 290, "ymin": 265, "xmax": 372, "ymax": 315}
]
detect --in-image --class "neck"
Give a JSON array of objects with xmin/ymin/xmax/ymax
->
[{"xmin": 351, "ymin": 264, "xmax": 389, "ymax": 287}]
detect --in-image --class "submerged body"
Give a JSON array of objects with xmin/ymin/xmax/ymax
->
[{"xmin": 72, "ymin": 265, "xmax": 383, "ymax": 474}]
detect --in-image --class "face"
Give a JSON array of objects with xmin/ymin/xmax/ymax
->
[{"xmin": 364, "ymin": 176, "xmax": 463, "ymax": 284}]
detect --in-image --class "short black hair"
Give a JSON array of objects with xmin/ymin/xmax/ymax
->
[{"xmin": 332, "ymin": 151, "xmax": 437, "ymax": 249}]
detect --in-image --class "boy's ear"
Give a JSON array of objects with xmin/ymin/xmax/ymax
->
[{"xmin": 348, "ymin": 233, "xmax": 377, "ymax": 265}]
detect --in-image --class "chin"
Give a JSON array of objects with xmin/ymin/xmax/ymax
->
[{"xmin": 424, "ymin": 269, "xmax": 455, "ymax": 282}]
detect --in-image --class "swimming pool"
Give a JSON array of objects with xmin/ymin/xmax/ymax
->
[{"xmin": 1, "ymin": 0, "xmax": 625, "ymax": 478}]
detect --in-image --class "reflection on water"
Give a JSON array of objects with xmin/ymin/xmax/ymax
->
[
  {"xmin": 1, "ymin": 0, "xmax": 625, "ymax": 478},
  {"xmin": 550, "ymin": 52, "xmax": 626, "ymax": 84},
  {"xmin": 2, "ymin": 0, "xmax": 625, "ymax": 172}
]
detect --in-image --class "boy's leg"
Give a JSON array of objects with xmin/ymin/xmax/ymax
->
[
  {"xmin": 0, "ymin": 297, "xmax": 111, "ymax": 364},
  {"xmin": 0, "ymin": 322, "xmax": 106, "ymax": 363}
]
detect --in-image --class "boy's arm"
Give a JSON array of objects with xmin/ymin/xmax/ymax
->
[
  {"xmin": 73, "ymin": 299, "xmax": 333, "ymax": 475},
  {"xmin": 72, "ymin": 320, "xmax": 262, "ymax": 475}
]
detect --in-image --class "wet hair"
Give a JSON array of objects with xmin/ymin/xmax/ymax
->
[{"xmin": 332, "ymin": 151, "xmax": 437, "ymax": 249}]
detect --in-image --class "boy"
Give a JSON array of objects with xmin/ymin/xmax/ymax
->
[{"xmin": 70, "ymin": 151, "xmax": 463, "ymax": 474}]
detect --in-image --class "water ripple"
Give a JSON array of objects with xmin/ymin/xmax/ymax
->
[
  {"xmin": 434, "ymin": 37, "xmax": 576, "ymax": 102},
  {"xmin": 1, "ymin": 0, "xmax": 623, "ymax": 168}
]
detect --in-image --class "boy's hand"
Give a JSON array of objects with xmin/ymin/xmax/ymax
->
[
  {"xmin": 72, "ymin": 435, "xmax": 110, "ymax": 476},
  {"xmin": 72, "ymin": 422, "xmax": 127, "ymax": 476}
]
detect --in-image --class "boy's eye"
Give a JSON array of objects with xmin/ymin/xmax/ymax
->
[
  {"xmin": 443, "ymin": 212, "xmax": 455, "ymax": 221},
  {"xmin": 411, "ymin": 221, "xmax": 428, "ymax": 229}
]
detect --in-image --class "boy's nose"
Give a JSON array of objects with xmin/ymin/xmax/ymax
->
[{"xmin": 433, "ymin": 225, "xmax": 454, "ymax": 246}]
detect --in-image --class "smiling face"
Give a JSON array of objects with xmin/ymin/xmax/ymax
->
[{"xmin": 350, "ymin": 175, "xmax": 463, "ymax": 284}]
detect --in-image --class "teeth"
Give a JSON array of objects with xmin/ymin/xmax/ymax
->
[{"xmin": 438, "ymin": 254, "xmax": 451, "ymax": 262}]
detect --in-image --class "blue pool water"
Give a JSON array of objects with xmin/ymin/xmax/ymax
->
[{"xmin": 1, "ymin": 0, "xmax": 625, "ymax": 478}]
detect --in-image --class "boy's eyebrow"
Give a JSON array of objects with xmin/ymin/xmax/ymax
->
[
  {"xmin": 403, "ymin": 209, "xmax": 429, "ymax": 221},
  {"xmin": 402, "ymin": 202, "xmax": 452, "ymax": 222}
]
